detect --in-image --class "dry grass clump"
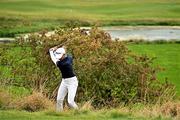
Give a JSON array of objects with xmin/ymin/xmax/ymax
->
[
  {"xmin": 133, "ymin": 105, "xmax": 161, "ymax": 118},
  {"xmin": 0, "ymin": 90, "xmax": 12, "ymax": 109},
  {"xmin": 81, "ymin": 101, "xmax": 94, "ymax": 110},
  {"xmin": 16, "ymin": 91, "xmax": 54, "ymax": 112},
  {"xmin": 161, "ymin": 101, "xmax": 180, "ymax": 118},
  {"xmin": 122, "ymin": 101, "xmax": 180, "ymax": 119}
]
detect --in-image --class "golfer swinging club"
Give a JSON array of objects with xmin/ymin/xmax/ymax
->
[{"xmin": 49, "ymin": 46, "xmax": 78, "ymax": 111}]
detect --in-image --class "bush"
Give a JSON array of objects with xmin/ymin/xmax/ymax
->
[{"xmin": 4, "ymin": 27, "xmax": 175, "ymax": 108}]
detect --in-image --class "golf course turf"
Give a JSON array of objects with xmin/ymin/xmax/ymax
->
[{"xmin": 0, "ymin": 0, "xmax": 180, "ymax": 37}]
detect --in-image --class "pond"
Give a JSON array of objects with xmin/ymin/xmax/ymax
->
[
  {"xmin": 83, "ymin": 26, "xmax": 180, "ymax": 41},
  {"xmin": 1, "ymin": 26, "xmax": 180, "ymax": 43}
]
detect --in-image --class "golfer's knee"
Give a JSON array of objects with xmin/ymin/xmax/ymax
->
[
  {"xmin": 57, "ymin": 99, "xmax": 63, "ymax": 102},
  {"xmin": 57, "ymin": 95, "xmax": 64, "ymax": 101},
  {"xmin": 68, "ymin": 100, "xmax": 75, "ymax": 107}
]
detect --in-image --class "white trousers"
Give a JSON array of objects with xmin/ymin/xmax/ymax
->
[{"xmin": 56, "ymin": 76, "xmax": 78, "ymax": 111}]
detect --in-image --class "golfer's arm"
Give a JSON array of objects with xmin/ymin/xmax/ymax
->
[{"xmin": 49, "ymin": 50, "xmax": 58, "ymax": 65}]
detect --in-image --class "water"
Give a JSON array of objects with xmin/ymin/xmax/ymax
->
[
  {"xmin": 0, "ymin": 38, "xmax": 15, "ymax": 43},
  {"xmin": 102, "ymin": 26, "xmax": 180, "ymax": 41},
  {"xmin": 1, "ymin": 26, "xmax": 180, "ymax": 43}
]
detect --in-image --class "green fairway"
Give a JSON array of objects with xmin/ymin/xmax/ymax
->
[
  {"xmin": 128, "ymin": 43, "xmax": 180, "ymax": 95},
  {"xmin": 0, "ymin": 0, "xmax": 180, "ymax": 21},
  {"xmin": 0, "ymin": 110, "xmax": 133, "ymax": 120},
  {"xmin": 0, "ymin": 0, "xmax": 180, "ymax": 37},
  {"xmin": 0, "ymin": 110, "xmax": 169, "ymax": 120}
]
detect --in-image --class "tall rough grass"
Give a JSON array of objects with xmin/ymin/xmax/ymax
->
[{"xmin": 15, "ymin": 92, "xmax": 54, "ymax": 112}]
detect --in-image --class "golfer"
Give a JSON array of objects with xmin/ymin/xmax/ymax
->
[{"xmin": 49, "ymin": 46, "xmax": 78, "ymax": 111}]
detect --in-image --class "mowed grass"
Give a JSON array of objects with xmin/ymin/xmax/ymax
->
[
  {"xmin": 0, "ymin": 0, "xmax": 180, "ymax": 37},
  {"xmin": 128, "ymin": 43, "xmax": 180, "ymax": 95},
  {"xmin": 0, "ymin": 110, "xmax": 132, "ymax": 120},
  {"xmin": 0, "ymin": 109, "xmax": 168, "ymax": 120},
  {"xmin": 0, "ymin": 0, "xmax": 180, "ymax": 21}
]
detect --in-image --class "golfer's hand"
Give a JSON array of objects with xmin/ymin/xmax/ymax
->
[
  {"xmin": 49, "ymin": 48, "xmax": 54, "ymax": 51},
  {"xmin": 49, "ymin": 46, "xmax": 58, "ymax": 51}
]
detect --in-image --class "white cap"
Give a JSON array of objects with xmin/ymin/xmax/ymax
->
[{"xmin": 54, "ymin": 47, "xmax": 66, "ymax": 59}]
